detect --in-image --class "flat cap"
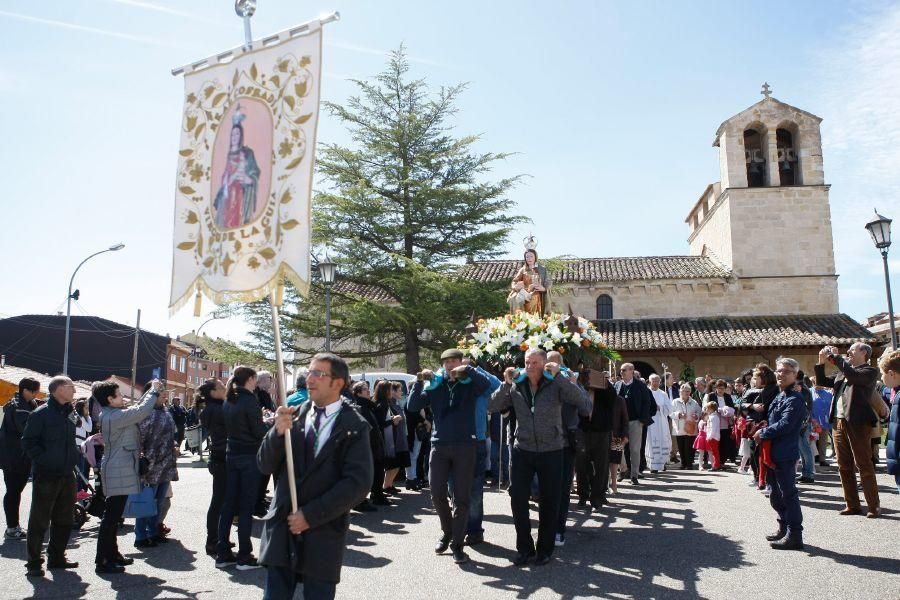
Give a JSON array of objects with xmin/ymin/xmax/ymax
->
[{"xmin": 440, "ymin": 348, "xmax": 464, "ymax": 360}]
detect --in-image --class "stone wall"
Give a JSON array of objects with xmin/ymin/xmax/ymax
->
[{"xmin": 553, "ymin": 274, "xmax": 838, "ymax": 320}]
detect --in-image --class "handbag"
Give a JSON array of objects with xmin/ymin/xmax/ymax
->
[
  {"xmin": 684, "ymin": 415, "xmax": 698, "ymax": 436},
  {"xmin": 123, "ymin": 485, "xmax": 158, "ymax": 519}
]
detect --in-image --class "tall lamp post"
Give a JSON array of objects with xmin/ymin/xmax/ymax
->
[
  {"xmin": 63, "ymin": 243, "xmax": 125, "ymax": 374},
  {"xmin": 318, "ymin": 257, "xmax": 337, "ymax": 352},
  {"xmin": 866, "ymin": 209, "xmax": 897, "ymax": 350}
]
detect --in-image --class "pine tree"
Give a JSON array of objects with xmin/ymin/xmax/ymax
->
[{"xmin": 234, "ymin": 47, "xmax": 525, "ymax": 373}]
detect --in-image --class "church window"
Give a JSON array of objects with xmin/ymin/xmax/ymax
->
[
  {"xmin": 596, "ymin": 294, "xmax": 613, "ymax": 320},
  {"xmin": 777, "ymin": 128, "xmax": 799, "ymax": 186},
  {"xmin": 744, "ymin": 128, "xmax": 766, "ymax": 187}
]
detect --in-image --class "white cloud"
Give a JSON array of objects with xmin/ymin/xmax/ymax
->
[{"xmin": 0, "ymin": 9, "xmax": 181, "ymax": 48}]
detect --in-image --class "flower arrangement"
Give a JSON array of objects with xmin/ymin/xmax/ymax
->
[{"xmin": 460, "ymin": 311, "xmax": 620, "ymax": 368}]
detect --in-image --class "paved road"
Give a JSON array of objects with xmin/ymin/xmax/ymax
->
[{"xmin": 1, "ymin": 455, "xmax": 898, "ymax": 599}]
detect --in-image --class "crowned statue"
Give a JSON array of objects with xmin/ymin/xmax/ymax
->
[{"xmin": 507, "ymin": 235, "xmax": 551, "ymax": 315}]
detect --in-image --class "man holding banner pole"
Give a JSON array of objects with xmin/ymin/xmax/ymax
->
[{"xmin": 257, "ymin": 352, "xmax": 372, "ymax": 600}]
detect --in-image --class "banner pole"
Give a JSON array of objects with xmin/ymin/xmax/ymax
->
[{"xmin": 270, "ymin": 291, "xmax": 299, "ymax": 513}]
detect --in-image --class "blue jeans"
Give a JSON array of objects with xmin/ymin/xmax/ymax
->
[
  {"xmin": 768, "ymin": 459, "xmax": 803, "ymax": 535},
  {"xmin": 798, "ymin": 425, "xmax": 815, "ymax": 479},
  {"xmin": 218, "ymin": 453, "xmax": 261, "ymax": 557},
  {"xmin": 406, "ymin": 436, "xmax": 422, "ymax": 481},
  {"xmin": 135, "ymin": 482, "xmax": 170, "ymax": 541},
  {"xmin": 263, "ymin": 566, "xmax": 335, "ymax": 600}
]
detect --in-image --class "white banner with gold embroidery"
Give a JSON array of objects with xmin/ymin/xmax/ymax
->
[{"xmin": 169, "ymin": 27, "xmax": 322, "ymax": 314}]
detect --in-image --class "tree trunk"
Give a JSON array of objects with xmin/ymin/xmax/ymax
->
[{"xmin": 404, "ymin": 327, "xmax": 421, "ymax": 374}]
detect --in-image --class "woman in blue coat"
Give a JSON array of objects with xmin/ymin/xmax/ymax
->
[{"xmin": 878, "ymin": 349, "xmax": 900, "ymax": 493}]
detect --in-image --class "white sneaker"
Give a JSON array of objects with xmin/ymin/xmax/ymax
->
[
  {"xmin": 5, "ymin": 527, "xmax": 26, "ymax": 539},
  {"xmin": 554, "ymin": 533, "xmax": 565, "ymax": 547}
]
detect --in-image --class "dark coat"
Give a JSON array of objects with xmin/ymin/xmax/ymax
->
[
  {"xmin": 760, "ymin": 388, "xmax": 806, "ymax": 463},
  {"xmin": 615, "ymin": 378, "xmax": 654, "ymax": 425},
  {"xmin": 21, "ymin": 397, "xmax": 80, "ymax": 478},
  {"xmin": 169, "ymin": 404, "xmax": 187, "ymax": 431},
  {"xmin": 580, "ymin": 386, "xmax": 624, "ymax": 434},
  {"xmin": 352, "ymin": 395, "xmax": 384, "ymax": 461},
  {"xmin": 256, "ymin": 400, "xmax": 373, "ymax": 583},
  {"xmin": 0, "ymin": 394, "xmax": 36, "ymax": 473},
  {"xmin": 200, "ymin": 397, "xmax": 227, "ymax": 462},
  {"xmin": 224, "ymin": 388, "xmax": 267, "ymax": 455},
  {"xmin": 886, "ymin": 389, "xmax": 898, "ymax": 476},
  {"xmin": 814, "ymin": 355, "xmax": 879, "ymax": 427}
]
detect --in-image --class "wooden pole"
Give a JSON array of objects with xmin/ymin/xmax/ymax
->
[
  {"xmin": 270, "ymin": 292, "xmax": 299, "ymax": 513},
  {"xmin": 130, "ymin": 309, "xmax": 141, "ymax": 399}
]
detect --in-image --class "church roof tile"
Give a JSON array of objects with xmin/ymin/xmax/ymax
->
[
  {"xmin": 462, "ymin": 256, "xmax": 732, "ymax": 284},
  {"xmin": 593, "ymin": 314, "xmax": 878, "ymax": 351}
]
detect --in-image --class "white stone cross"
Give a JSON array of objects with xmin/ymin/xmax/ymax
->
[{"xmin": 761, "ymin": 82, "xmax": 772, "ymax": 99}]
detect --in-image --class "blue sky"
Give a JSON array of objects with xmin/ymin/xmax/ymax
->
[{"xmin": 2, "ymin": 0, "xmax": 899, "ymax": 350}]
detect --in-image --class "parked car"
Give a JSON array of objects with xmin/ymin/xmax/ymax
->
[{"xmin": 351, "ymin": 372, "xmax": 417, "ymax": 403}]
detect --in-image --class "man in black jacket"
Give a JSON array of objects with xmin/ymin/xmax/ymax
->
[
  {"xmin": 615, "ymin": 364, "xmax": 654, "ymax": 485},
  {"xmin": 815, "ymin": 343, "xmax": 881, "ymax": 517},
  {"xmin": 21, "ymin": 376, "xmax": 80, "ymax": 577},
  {"xmin": 1, "ymin": 377, "xmax": 39, "ymax": 540},
  {"xmin": 576, "ymin": 371, "xmax": 622, "ymax": 511},
  {"xmin": 258, "ymin": 353, "xmax": 372, "ymax": 600}
]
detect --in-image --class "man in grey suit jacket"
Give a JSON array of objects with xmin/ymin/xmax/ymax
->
[{"xmin": 258, "ymin": 353, "xmax": 373, "ymax": 600}]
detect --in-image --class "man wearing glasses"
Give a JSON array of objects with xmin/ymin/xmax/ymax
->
[
  {"xmin": 753, "ymin": 358, "xmax": 806, "ymax": 550},
  {"xmin": 21, "ymin": 376, "xmax": 80, "ymax": 577},
  {"xmin": 257, "ymin": 353, "xmax": 373, "ymax": 600}
]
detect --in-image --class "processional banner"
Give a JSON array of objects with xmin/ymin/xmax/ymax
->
[{"xmin": 169, "ymin": 26, "xmax": 322, "ymax": 314}]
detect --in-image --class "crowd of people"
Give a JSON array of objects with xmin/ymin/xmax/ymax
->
[{"xmin": 0, "ymin": 343, "xmax": 897, "ymax": 598}]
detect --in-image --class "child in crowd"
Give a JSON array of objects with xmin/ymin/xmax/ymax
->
[
  {"xmin": 737, "ymin": 406, "xmax": 753, "ymax": 474},
  {"xmin": 693, "ymin": 413, "xmax": 710, "ymax": 470},
  {"xmin": 704, "ymin": 401, "xmax": 722, "ymax": 471}
]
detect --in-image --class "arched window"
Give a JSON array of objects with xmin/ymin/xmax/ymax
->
[
  {"xmin": 744, "ymin": 128, "xmax": 767, "ymax": 187},
  {"xmin": 777, "ymin": 127, "xmax": 799, "ymax": 186},
  {"xmin": 596, "ymin": 294, "xmax": 613, "ymax": 320}
]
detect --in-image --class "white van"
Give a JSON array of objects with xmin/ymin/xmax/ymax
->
[{"xmin": 351, "ymin": 371, "xmax": 418, "ymax": 401}]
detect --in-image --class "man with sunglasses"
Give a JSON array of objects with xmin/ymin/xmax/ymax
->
[{"xmin": 258, "ymin": 353, "xmax": 373, "ymax": 600}]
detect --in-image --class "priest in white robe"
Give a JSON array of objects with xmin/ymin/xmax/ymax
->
[{"xmin": 645, "ymin": 374, "xmax": 673, "ymax": 472}]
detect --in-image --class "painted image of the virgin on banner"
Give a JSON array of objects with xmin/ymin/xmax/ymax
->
[
  {"xmin": 212, "ymin": 102, "xmax": 272, "ymax": 230},
  {"xmin": 169, "ymin": 25, "xmax": 322, "ymax": 314}
]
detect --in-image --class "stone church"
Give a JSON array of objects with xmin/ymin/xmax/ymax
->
[{"xmin": 463, "ymin": 87, "xmax": 878, "ymax": 380}]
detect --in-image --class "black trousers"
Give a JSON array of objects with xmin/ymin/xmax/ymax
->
[
  {"xmin": 370, "ymin": 457, "xmax": 385, "ymax": 499},
  {"xmin": 556, "ymin": 444, "xmax": 577, "ymax": 535},
  {"xmin": 676, "ymin": 435, "xmax": 696, "ymax": 469},
  {"xmin": 510, "ymin": 447, "xmax": 562, "ymax": 558},
  {"xmin": 575, "ymin": 430, "xmax": 611, "ymax": 505},
  {"xmin": 428, "ymin": 443, "xmax": 476, "ymax": 548},
  {"xmin": 2, "ymin": 468, "xmax": 29, "ymax": 528},
  {"xmin": 206, "ymin": 460, "xmax": 227, "ymax": 545},
  {"xmin": 26, "ymin": 473, "xmax": 75, "ymax": 567},
  {"xmin": 257, "ymin": 473, "xmax": 271, "ymax": 508},
  {"xmin": 96, "ymin": 494, "xmax": 127, "ymax": 564}
]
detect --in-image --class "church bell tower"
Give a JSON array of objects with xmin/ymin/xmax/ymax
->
[{"xmin": 685, "ymin": 84, "xmax": 839, "ymax": 314}]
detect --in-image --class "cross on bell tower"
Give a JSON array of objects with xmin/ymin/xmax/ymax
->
[{"xmin": 761, "ymin": 82, "xmax": 772, "ymax": 99}]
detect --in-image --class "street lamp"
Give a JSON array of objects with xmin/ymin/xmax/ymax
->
[
  {"xmin": 865, "ymin": 209, "xmax": 896, "ymax": 350},
  {"xmin": 63, "ymin": 243, "xmax": 125, "ymax": 374},
  {"xmin": 318, "ymin": 257, "xmax": 337, "ymax": 352}
]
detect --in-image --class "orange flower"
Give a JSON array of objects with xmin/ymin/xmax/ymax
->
[
  {"xmin": 540, "ymin": 323, "xmax": 547, "ymax": 330},
  {"xmin": 520, "ymin": 343, "xmax": 528, "ymax": 351},
  {"xmin": 558, "ymin": 347, "xmax": 566, "ymax": 354},
  {"xmin": 582, "ymin": 340, "xmax": 591, "ymax": 348}
]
